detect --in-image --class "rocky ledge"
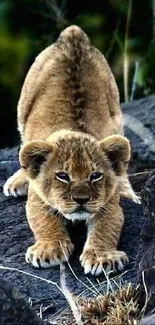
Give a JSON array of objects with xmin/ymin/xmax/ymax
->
[{"xmin": 1, "ymin": 96, "xmax": 155, "ymax": 324}]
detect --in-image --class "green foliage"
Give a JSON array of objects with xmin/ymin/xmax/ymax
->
[
  {"xmin": 0, "ymin": 0, "xmax": 155, "ymax": 146},
  {"xmin": 0, "ymin": 28, "xmax": 29, "ymax": 89},
  {"xmin": 79, "ymin": 13, "xmax": 103, "ymax": 30}
]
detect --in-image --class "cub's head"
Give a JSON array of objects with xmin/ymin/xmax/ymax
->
[{"xmin": 20, "ymin": 131, "xmax": 130, "ymax": 221}]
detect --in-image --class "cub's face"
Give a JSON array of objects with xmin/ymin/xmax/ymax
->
[{"xmin": 20, "ymin": 132, "xmax": 130, "ymax": 221}]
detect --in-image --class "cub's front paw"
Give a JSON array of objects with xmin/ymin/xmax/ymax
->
[
  {"xmin": 3, "ymin": 174, "xmax": 28, "ymax": 197},
  {"xmin": 80, "ymin": 249, "xmax": 128, "ymax": 276},
  {"xmin": 26, "ymin": 239, "xmax": 74, "ymax": 268}
]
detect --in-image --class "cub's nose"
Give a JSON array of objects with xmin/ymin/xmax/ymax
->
[{"xmin": 72, "ymin": 196, "xmax": 90, "ymax": 205}]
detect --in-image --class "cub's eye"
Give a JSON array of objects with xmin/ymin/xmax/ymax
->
[
  {"xmin": 89, "ymin": 172, "xmax": 103, "ymax": 182},
  {"xmin": 56, "ymin": 172, "xmax": 70, "ymax": 183}
]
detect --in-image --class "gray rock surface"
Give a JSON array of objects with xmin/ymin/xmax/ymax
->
[
  {"xmin": 0, "ymin": 152, "xmax": 143, "ymax": 321},
  {"xmin": 1, "ymin": 95, "xmax": 155, "ymax": 323},
  {"xmin": 123, "ymin": 95, "xmax": 155, "ymax": 191},
  {"xmin": 0, "ymin": 279, "xmax": 45, "ymax": 325},
  {"xmin": 136, "ymin": 171, "xmax": 155, "ymax": 315},
  {"xmin": 139, "ymin": 314, "xmax": 155, "ymax": 325}
]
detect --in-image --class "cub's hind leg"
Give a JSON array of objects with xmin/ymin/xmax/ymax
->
[
  {"xmin": 119, "ymin": 174, "xmax": 141, "ymax": 204},
  {"xmin": 3, "ymin": 168, "xmax": 28, "ymax": 197}
]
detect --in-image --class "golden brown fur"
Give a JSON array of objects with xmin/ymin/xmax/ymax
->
[
  {"xmin": 4, "ymin": 26, "xmax": 138, "ymax": 275},
  {"xmin": 17, "ymin": 26, "xmax": 123, "ymax": 141}
]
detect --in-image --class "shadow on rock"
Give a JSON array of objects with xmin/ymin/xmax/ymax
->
[
  {"xmin": 0, "ymin": 279, "xmax": 48, "ymax": 325},
  {"xmin": 136, "ymin": 171, "xmax": 155, "ymax": 314}
]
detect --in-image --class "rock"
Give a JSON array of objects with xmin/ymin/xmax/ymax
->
[
  {"xmin": 122, "ymin": 95, "xmax": 155, "ymax": 171},
  {"xmin": 136, "ymin": 171, "xmax": 155, "ymax": 313},
  {"xmin": 0, "ymin": 148, "xmax": 144, "ymax": 322},
  {"xmin": 0, "ymin": 279, "xmax": 45, "ymax": 325},
  {"xmin": 122, "ymin": 95, "xmax": 155, "ymax": 191},
  {"xmin": 1, "ymin": 96, "xmax": 155, "ymax": 322},
  {"xmin": 139, "ymin": 314, "xmax": 155, "ymax": 325}
]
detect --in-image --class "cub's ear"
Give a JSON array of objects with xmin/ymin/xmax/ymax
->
[
  {"xmin": 19, "ymin": 140, "xmax": 55, "ymax": 179},
  {"xmin": 99, "ymin": 135, "xmax": 131, "ymax": 175}
]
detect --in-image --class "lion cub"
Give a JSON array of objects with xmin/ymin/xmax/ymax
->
[{"xmin": 4, "ymin": 26, "xmax": 138, "ymax": 275}]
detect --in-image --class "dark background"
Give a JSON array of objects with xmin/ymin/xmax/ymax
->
[{"xmin": 0, "ymin": 0, "xmax": 154, "ymax": 148}]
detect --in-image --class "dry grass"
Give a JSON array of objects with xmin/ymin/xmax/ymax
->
[
  {"xmin": 79, "ymin": 284, "xmax": 139, "ymax": 325},
  {"xmin": 0, "ymin": 264, "xmax": 148, "ymax": 325},
  {"xmin": 50, "ymin": 282, "xmax": 140, "ymax": 325}
]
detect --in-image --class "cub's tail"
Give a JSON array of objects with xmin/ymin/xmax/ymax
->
[
  {"xmin": 57, "ymin": 26, "xmax": 92, "ymax": 128},
  {"xmin": 17, "ymin": 25, "xmax": 123, "ymax": 140}
]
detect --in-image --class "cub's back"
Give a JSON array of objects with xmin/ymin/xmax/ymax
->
[{"xmin": 18, "ymin": 25, "xmax": 123, "ymax": 143}]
